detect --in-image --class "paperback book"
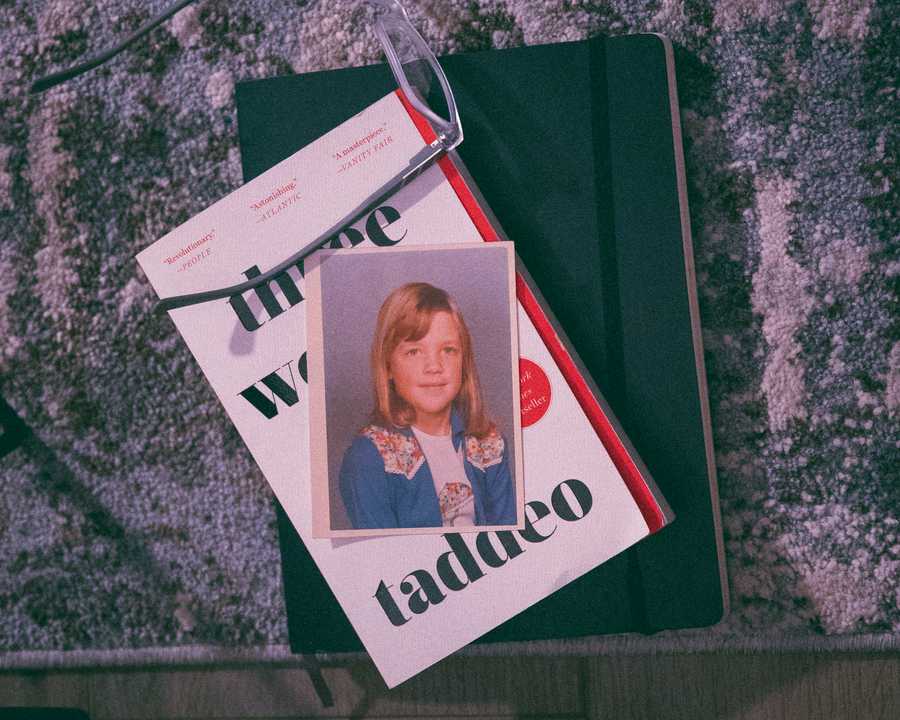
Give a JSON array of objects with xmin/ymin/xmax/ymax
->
[{"xmin": 137, "ymin": 90, "xmax": 672, "ymax": 687}]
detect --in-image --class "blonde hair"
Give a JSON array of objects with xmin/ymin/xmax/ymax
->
[{"xmin": 370, "ymin": 282, "xmax": 494, "ymax": 437}]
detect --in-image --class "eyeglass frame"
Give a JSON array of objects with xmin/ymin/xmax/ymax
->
[{"xmin": 153, "ymin": 0, "xmax": 463, "ymax": 313}]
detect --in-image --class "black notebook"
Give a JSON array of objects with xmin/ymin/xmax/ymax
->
[{"xmin": 236, "ymin": 34, "xmax": 727, "ymax": 652}]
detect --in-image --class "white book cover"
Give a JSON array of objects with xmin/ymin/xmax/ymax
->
[{"xmin": 137, "ymin": 92, "xmax": 672, "ymax": 688}]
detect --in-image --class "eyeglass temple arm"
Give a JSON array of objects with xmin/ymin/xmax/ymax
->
[
  {"xmin": 30, "ymin": 0, "xmax": 196, "ymax": 94},
  {"xmin": 153, "ymin": 140, "xmax": 446, "ymax": 314}
]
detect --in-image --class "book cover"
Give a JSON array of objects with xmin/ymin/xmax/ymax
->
[
  {"xmin": 137, "ymin": 91, "xmax": 670, "ymax": 687},
  {"xmin": 237, "ymin": 35, "xmax": 726, "ymax": 646}
]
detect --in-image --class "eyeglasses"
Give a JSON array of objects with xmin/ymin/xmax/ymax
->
[
  {"xmin": 32, "ymin": 0, "xmax": 463, "ymax": 314},
  {"xmin": 157, "ymin": 0, "xmax": 463, "ymax": 313}
]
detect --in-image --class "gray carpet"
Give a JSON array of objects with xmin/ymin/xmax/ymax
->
[{"xmin": 1, "ymin": 0, "xmax": 897, "ymax": 663}]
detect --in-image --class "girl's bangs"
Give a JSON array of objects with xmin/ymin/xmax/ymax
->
[
  {"xmin": 393, "ymin": 305, "xmax": 437, "ymax": 343},
  {"xmin": 392, "ymin": 289, "xmax": 455, "ymax": 344}
]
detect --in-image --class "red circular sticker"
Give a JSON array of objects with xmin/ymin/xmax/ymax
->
[{"xmin": 519, "ymin": 358, "xmax": 551, "ymax": 427}]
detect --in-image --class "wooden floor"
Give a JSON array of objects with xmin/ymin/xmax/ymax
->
[{"xmin": 1, "ymin": 651, "xmax": 898, "ymax": 719}]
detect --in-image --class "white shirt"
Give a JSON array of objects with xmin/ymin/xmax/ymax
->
[{"xmin": 411, "ymin": 426, "xmax": 476, "ymax": 527}]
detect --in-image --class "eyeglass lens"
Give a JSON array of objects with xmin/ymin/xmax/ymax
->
[{"xmin": 381, "ymin": 22, "xmax": 452, "ymax": 127}]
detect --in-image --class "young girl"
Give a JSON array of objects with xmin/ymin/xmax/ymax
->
[{"xmin": 340, "ymin": 282, "xmax": 516, "ymax": 530}]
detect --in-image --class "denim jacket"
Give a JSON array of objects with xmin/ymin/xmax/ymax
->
[{"xmin": 339, "ymin": 410, "xmax": 516, "ymax": 529}]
